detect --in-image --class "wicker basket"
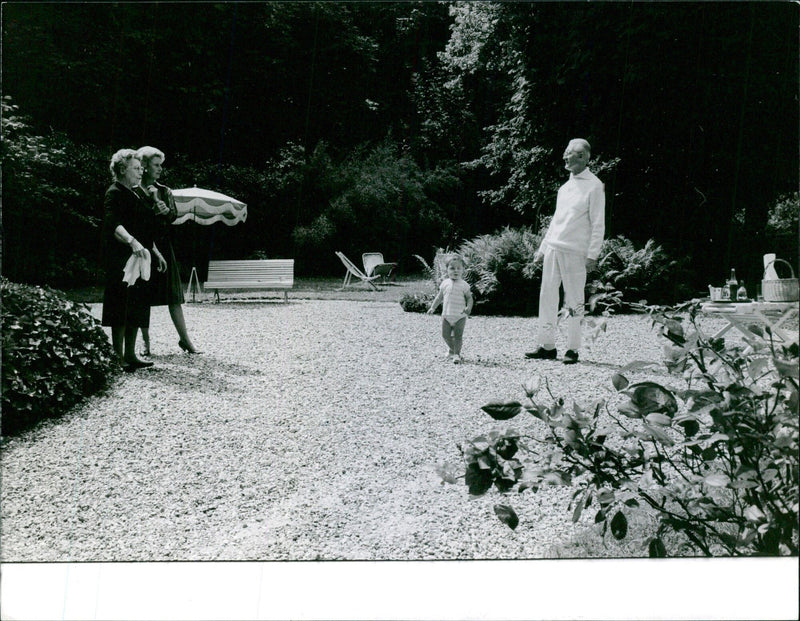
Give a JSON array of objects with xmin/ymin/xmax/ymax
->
[{"xmin": 762, "ymin": 258, "xmax": 799, "ymax": 302}]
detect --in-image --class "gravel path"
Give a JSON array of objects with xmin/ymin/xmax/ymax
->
[{"xmin": 1, "ymin": 296, "xmax": 714, "ymax": 562}]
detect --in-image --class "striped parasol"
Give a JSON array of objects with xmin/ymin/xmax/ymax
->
[{"xmin": 171, "ymin": 187, "xmax": 247, "ymax": 226}]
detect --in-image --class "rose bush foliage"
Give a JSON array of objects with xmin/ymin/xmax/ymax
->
[{"xmin": 438, "ymin": 301, "xmax": 799, "ymax": 556}]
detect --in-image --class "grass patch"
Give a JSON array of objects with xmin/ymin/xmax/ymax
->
[{"xmin": 64, "ymin": 274, "xmax": 434, "ymax": 305}]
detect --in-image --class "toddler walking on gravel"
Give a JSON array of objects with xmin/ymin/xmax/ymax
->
[{"xmin": 427, "ymin": 255, "xmax": 473, "ymax": 363}]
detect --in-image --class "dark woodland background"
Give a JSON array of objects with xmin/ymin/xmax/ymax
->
[{"xmin": 2, "ymin": 1, "xmax": 797, "ymax": 290}]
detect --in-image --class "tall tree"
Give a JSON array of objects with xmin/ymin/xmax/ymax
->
[{"xmin": 433, "ymin": 1, "xmax": 798, "ymax": 285}]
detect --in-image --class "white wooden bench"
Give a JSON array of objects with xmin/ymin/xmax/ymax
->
[{"xmin": 204, "ymin": 259, "xmax": 294, "ymax": 302}]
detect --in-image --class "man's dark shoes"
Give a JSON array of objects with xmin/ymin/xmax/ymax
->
[
  {"xmin": 525, "ymin": 347, "xmax": 557, "ymax": 360},
  {"xmin": 563, "ymin": 350, "xmax": 579, "ymax": 365}
]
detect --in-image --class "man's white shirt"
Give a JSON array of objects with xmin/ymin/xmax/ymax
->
[{"xmin": 540, "ymin": 169, "xmax": 605, "ymax": 260}]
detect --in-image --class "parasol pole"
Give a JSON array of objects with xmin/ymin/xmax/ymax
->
[
  {"xmin": 186, "ymin": 201, "xmax": 200, "ymax": 302},
  {"xmin": 185, "ymin": 186, "xmax": 201, "ymax": 303}
]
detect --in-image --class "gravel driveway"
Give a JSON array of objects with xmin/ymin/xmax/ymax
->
[{"xmin": 2, "ymin": 292, "xmax": 687, "ymax": 562}]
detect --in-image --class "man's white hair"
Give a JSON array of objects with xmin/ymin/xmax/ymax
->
[{"xmin": 570, "ymin": 138, "xmax": 591, "ymax": 157}]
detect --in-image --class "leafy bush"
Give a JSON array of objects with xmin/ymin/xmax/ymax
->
[
  {"xmin": 1, "ymin": 279, "xmax": 120, "ymax": 435},
  {"xmin": 584, "ymin": 280, "xmax": 625, "ymax": 316},
  {"xmin": 766, "ymin": 192, "xmax": 800, "ymax": 236},
  {"xmin": 1, "ymin": 97, "xmax": 107, "ymax": 288},
  {"xmin": 415, "ymin": 227, "xmax": 544, "ymax": 316},
  {"xmin": 288, "ymin": 139, "xmax": 457, "ymax": 275},
  {"xmin": 413, "ymin": 247, "xmax": 456, "ymax": 289},
  {"xmin": 399, "ymin": 292, "xmax": 435, "ymax": 313},
  {"xmin": 401, "ymin": 252, "xmax": 452, "ymax": 313},
  {"xmin": 438, "ymin": 301, "xmax": 799, "ymax": 556},
  {"xmin": 458, "ymin": 226, "xmax": 544, "ymax": 316},
  {"xmin": 416, "ymin": 229, "xmax": 683, "ymax": 317},
  {"xmin": 593, "ymin": 236, "xmax": 688, "ymax": 307}
]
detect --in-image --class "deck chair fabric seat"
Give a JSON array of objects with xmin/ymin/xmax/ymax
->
[
  {"xmin": 362, "ymin": 252, "xmax": 397, "ymax": 280},
  {"xmin": 335, "ymin": 251, "xmax": 381, "ymax": 290}
]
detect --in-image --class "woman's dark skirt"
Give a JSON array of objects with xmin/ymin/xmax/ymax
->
[
  {"xmin": 102, "ymin": 275, "xmax": 152, "ymax": 328},
  {"xmin": 149, "ymin": 243, "xmax": 185, "ymax": 306}
]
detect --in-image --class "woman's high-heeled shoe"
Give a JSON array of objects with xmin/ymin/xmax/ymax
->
[{"xmin": 178, "ymin": 340, "xmax": 201, "ymax": 354}]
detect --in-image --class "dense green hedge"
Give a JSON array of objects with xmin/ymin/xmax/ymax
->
[
  {"xmin": 407, "ymin": 227, "xmax": 683, "ymax": 316},
  {"xmin": 1, "ymin": 279, "xmax": 119, "ymax": 435}
]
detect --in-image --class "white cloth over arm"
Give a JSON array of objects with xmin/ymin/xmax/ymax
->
[{"xmin": 122, "ymin": 249, "xmax": 151, "ymax": 286}]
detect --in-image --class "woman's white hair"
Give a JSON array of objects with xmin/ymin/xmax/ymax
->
[
  {"xmin": 109, "ymin": 148, "xmax": 140, "ymax": 181},
  {"xmin": 136, "ymin": 145, "xmax": 166, "ymax": 166}
]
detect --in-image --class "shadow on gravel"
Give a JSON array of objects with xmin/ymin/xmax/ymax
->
[
  {"xmin": 126, "ymin": 356, "xmax": 264, "ymax": 395},
  {"xmin": 579, "ymin": 358, "xmax": 672, "ymax": 377},
  {"xmin": 148, "ymin": 353, "xmax": 264, "ymax": 377},
  {"xmin": 463, "ymin": 357, "xmax": 519, "ymax": 370}
]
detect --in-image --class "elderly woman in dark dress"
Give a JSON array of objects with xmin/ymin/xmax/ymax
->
[
  {"xmin": 101, "ymin": 149, "xmax": 167, "ymax": 370},
  {"xmin": 135, "ymin": 146, "xmax": 199, "ymax": 354}
]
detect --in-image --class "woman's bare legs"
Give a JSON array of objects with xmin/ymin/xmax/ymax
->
[
  {"xmin": 111, "ymin": 326, "xmax": 125, "ymax": 361},
  {"xmin": 122, "ymin": 325, "xmax": 141, "ymax": 364},
  {"xmin": 169, "ymin": 303, "xmax": 198, "ymax": 352},
  {"xmin": 140, "ymin": 327, "xmax": 151, "ymax": 355}
]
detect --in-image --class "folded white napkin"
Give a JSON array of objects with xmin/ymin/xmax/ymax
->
[{"xmin": 122, "ymin": 249, "xmax": 151, "ymax": 286}]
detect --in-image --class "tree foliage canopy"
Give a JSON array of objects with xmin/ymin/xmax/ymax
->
[{"xmin": 2, "ymin": 1, "xmax": 797, "ymax": 285}]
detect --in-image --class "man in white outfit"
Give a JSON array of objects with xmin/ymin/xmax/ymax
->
[{"xmin": 525, "ymin": 138, "xmax": 605, "ymax": 364}]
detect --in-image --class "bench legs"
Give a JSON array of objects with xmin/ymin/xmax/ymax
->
[{"xmin": 211, "ymin": 289, "xmax": 289, "ymax": 303}]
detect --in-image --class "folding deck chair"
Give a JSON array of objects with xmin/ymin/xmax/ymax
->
[
  {"xmin": 335, "ymin": 251, "xmax": 381, "ymax": 290},
  {"xmin": 362, "ymin": 252, "xmax": 397, "ymax": 284}
]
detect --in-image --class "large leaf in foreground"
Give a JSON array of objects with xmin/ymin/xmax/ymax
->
[
  {"xmin": 648, "ymin": 537, "xmax": 667, "ymax": 557},
  {"xmin": 481, "ymin": 400, "xmax": 523, "ymax": 420},
  {"xmin": 611, "ymin": 372, "xmax": 629, "ymax": 391},
  {"xmin": 465, "ymin": 463, "xmax": 493, "ymax": 495},
  {"xmin": 773, "ymin": 358, "xmax": 799, "ymax": 380},
  {"xmin": 610, "ymin": 511, "xmax": 628, "ymax": 540},
  {"xmin": 628, "ymin": 382, "xmax": 678, "ymax": 416},
  {"xmin": 494, "ymin": 504, "xmax": 519, "ymax": 530},
  {"xmin": 435, "ymin": 463, "xmax": 460, "ymax": 485}
]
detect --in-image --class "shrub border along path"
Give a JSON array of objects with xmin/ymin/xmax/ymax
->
[{"xmin": 1, "ymin": 279, "xmax": 725, "ymax": 561}]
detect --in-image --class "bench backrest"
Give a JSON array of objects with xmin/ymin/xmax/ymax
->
[{"xmin": 206, "ymin": 259, "xmax": 294, "ymax": 285}]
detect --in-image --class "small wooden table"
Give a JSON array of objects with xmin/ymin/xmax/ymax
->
[{"xmin": 700, "ymin": 300, "xmax": 799, "ymax": 352}]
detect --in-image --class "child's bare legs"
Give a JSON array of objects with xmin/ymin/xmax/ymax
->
[
  {"xmin": 450, "ymin": 317, "xmax": 467, "ymax": 356},
  {"xmin": 441, "ymin": 319, "xmax": 455, "ymax": 355},
  {"xmin": 441, "ymin": 317, "xmax": 467, "ymax": 359},
  {"xmin": 170, "ymin": 304, "xmax": 197, "ymax": 352}
]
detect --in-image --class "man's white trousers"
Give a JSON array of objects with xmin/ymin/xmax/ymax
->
[{"xmin": 537, "ymin": 246, "xmax": 587, "ymax": 352}]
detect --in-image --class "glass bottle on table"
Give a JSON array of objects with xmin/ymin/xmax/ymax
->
[
  {"xmin": 724, "ymin": 269, "xmax": 738, "ymax": 301},
  {"xmin": 736, "ymin": 280, "xmax": 748, "ymax": 301}
]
